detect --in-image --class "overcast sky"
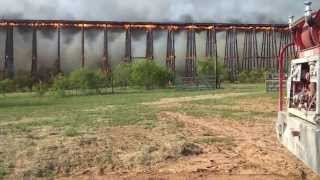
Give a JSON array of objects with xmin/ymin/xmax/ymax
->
[
  {"xmin": 0, "ymin": 0, "xmax": 319, "ymax": 23},
  {"xmin": 0, "ymin": 0, "xmax": 320, "ymax": 72}
]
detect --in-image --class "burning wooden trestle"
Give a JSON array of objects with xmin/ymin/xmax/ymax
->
[{"xmin": 1, "ymin": 19, "xmax": 292, "ymax": 83}]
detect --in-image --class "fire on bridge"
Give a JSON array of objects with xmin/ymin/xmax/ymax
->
[{"xmin": 1, "ymin": 19, "xmax": 295, "ymax": 85}]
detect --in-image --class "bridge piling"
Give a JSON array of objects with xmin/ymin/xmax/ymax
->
[
  {"xmin": 31, "ymin": 27, "xmax": 38, "ymax": 78},
  {"xmin": 4, "ymin": 26, "xmax": 14, "ymax": 79},
  {"xmin": 124, "ymin": 27, "xmax": 132, "ymax": 63},
  {"xmin": 205, "ymin": 28, "xmax": 219, "ymax": 87},
  {"xmin": 146, "ymin": 29, "xmax": 154, "ymax": 60},
  {"xmin": 260, "ymin": 29, "xmax": 278, "ymax": 70},
  {"xmin": 54, "ymin": 26, "xmax": 61, "ymax": 75},
  {"xmin": 224, "ymin": 28, "xmax": 239, "ymax": 81},
  {"xmin": 185, "ymin": 29, "xmax": 197, "ymax": 79},
  {"xmin": 81, "ymin": 26, "xmax": 85, "ymax": 68},
  {"xmin": 166, "ymin": 29, "xmax": 175, "ymax": 74},
  {"xmin": 102, "ymin": 27, "xmax": 111, "ymax": 74},
  {"xmin": 242, "ymin": 29, "xmax": 258, "ymax": 71}
]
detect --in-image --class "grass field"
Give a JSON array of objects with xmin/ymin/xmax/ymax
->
[
  {"xmin": 0, "ymin": 84, "xmax": 273, "ymax": 135},
  {"xmin": 0, "ymin": 83, "xmax": 287, "ymax": 179}
]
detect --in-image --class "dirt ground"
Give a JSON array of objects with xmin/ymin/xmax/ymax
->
[
  {"xmin": 2, "ymin": 91, "xmax": 320, "ymax": 180},
  {"xmin": 62, "ymin": 113, "xmax": 318, "ymax": 180},
  {"xmin": 59, "ymin": 94, "xmax": 319, "ymax": 180}
]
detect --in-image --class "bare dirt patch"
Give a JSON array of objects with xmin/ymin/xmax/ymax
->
[
  {"xmin": 2, "ymin": 121, "xmax": 203, "ymax": 179},
  {"xmin": 154, "ymin": 112, "xmax": 318, "ymax": 180},
  {"xmin": 56, "ymin": 110, "xmax": 319, "ymax": 180},
  {"xmin": 142, "ymin": 93, "xmax": 250, "ymax": 107}
]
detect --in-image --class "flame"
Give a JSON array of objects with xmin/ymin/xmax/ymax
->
[
  {"xmin": 0, "ymin": 20, "xmax": 289, "ymax": 32},
  {"xmin": 167, "ymin": 26, "xmax": 179, "ymax": 31},
  {"xmin": 185, "ymin": 25, "xmax": 198, "ymax": 30}
]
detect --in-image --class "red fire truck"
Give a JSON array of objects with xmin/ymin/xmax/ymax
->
[{"xmin": 277, "ymin": 1, "xmax": 320, "ymax": 175}]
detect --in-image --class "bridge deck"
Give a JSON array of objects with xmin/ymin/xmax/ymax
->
[{"xmin": 0, "ymin": 19, "xmax": 288, "ymax": 31}]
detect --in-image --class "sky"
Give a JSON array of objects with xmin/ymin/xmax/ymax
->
[
  {"xmin": 0, "ymin": 0, "xmax": 319, "ymax": 72},
  {"xmin": 0, "ymin": 0, "xmax": 319, "ymax": 23}
]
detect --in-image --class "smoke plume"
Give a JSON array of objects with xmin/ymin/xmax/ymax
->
[{"xmin": 0, "ymin": 0, "xmax": 319, "ymax": 72}]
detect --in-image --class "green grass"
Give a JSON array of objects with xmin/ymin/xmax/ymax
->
[
  {"xmin": 161, "ymin": 90, "xmax": 278, "ymax": 121},
  {"xmin": 0, "ymin": 88, "xmax": 213, "ymax": 134},
  {"xmin": 0, "ymin": 83, "xmax": 276, "ymax": 135},
  {"xmin": 0, "ymin": 83, "xmax": 279, "ymax": 179},
  {"xmin": 0, "ymin": 167, "xmax": 7, "ymax": 179},
  {"xmin": 63, "ymin": 127, "xmax": 81, "ymax": 137},
  {"xmin": 194, "ymin": 136, "xmax": 234, "ymax": 145}
]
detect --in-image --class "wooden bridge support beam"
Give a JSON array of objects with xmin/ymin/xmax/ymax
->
[
  {"xmin": 242, "ymin": 29, "xmax": 258, "ymax": 71},
  {"xmin": 166, "ymin": 30, "xmax": 175, "ymax": 74},
  {"xmin": 124, "ymin": 27, "xmax": 132, "ymax": 63},
  {"xmin": 54, "ymin": 27, "xmax": 61, "ymax": 75},
  {"xmin": 31, "ymin": 28, "xmax": 38, "ymax": 78},
  {"xmin": 185, "ymin": 30, "xmax": 197, "ymax": 78},
  {"xmin": 4, "ymin": 26, "xmax": 14, "ymax": 79},
  {"xmin": 205, "ymin": 28, "xmax": 219, "ymax": 87},
  {"xmin": 146, "ymin": 29, "xmax": 154, "ymax": 60},
  {"xmin": 260, "ymin": 29, "xmax": 278, "ymax": 70},
  {"xmin": 224, "ymin": 29, "xmax": 239, "ymax": 81},
  {"xmin": 102, "ymin": 27, "xmax": 111, "ymax": 73},
  {"xmin": 81, "ymin": 26, "xmax": 85, "ymax": 68},
  {"xmin": 102, "ymin": 27, "xmax": 111, "ymax": 74}
]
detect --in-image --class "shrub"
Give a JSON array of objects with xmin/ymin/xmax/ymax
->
[
  {"xmin": 130, "ymin": 60, "xmax": 172, "ymax": 89},
  {"xmin": 14, "ymin": 71, "xmax": 34, "ymax": 92},
  {"xmin": 63, "ymin": 127, "xmax": 80, "ymax": 137},
  {"xmin": 0, "ymin": 79, "xmax": 16, "ymax": 93},
  {"xmin": 68, "ymin": 69, "xmax": 105, "ymax": 91},
  {"xmin": 238, "ymin": 70, "xmax": 266, "ymax": 83},
  {"xmin": 52, "ymin": 74, "xmax": 69, "ymax": 97},
  {"xmin": 52, "ymin": 74, "xmax": 69, "ymax": 90},
  {"xmin": 238, "ymin": 71, "xmax": 249, "ymax": 83},
  {"xmin": 0, "ymin": 167, "xmax": 7, "ymax": 178},
  {"xmin": 32, "ymin": 81, "xmax": 49, "ymax": 97},
  {"xmin": 198, "ymin": 59, "xmax": 216, "ymax": 76},
  {"xmin": 153, "ymin": 65, "xmax": 174, "ymax": 88},
  {"xmin": 113, "ymin": 63, "xmax": 133, "ymax": 88}
]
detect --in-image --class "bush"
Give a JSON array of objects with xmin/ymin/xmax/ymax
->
[
  {"xmin": 52, "ymin": 74, "xmax": 69, "ymax": 90},
  {"xmin": 52, "ymin": 74, "xmax": 69, "ymax": 97},
  {"xmin": 130, "ymin": 60, "xmax": 173, "ymax": 89},
  {"xmin": 238, "ymin": 70, "xmax": 266, "ymax": 83},
  {"xmin": 14, "ymin": 71, "xmax": 34, "ymax": 92},
  {"xmin": 32, "ymin": 81, "xmax": 49, "ymax": 97},
  {"xmin": 113, "ymin": 63, "xmax": 133, "ymax": 88},
  {"xmin": 64, "ymin": 127, "xmax": 80, "ymax": 137},
  {"xmin": 0, "ymin": 80, "xmax": 9, "ymax": 96},
  {"xmin": 198, "ymin": 59, "xmax": 216, "ymax": 76},
  {"xmin": 0, "ymin": 79, "xmax": 16, "ymax": 93},
  {"xmin": 238, "ymin": 71, "xmax": 249, "ymax": 83},
  {"xmin": 68, "ymin": 69, "xmax": 106, "ymax": 91},
  {"xmin": 0, "ymin": 167, "xmax": 7, "ymax": 178},
  {"xmin": 216, "ymin": 62, "xmax": 228, "ymax": 82},
  {"xmin": 153, "ymin": 65, "xmax": 174, "ymax": 88}
]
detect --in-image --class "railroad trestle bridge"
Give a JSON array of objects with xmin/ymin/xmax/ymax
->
[{"xmin": 0, "ymin": 19, "xmax": 295, "ymax": 83}]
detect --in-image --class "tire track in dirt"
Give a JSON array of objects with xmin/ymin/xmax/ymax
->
[
  {"xmin": 156, "ymin": 112, "xmax": 316, "ymax": 180},
  {"xmin": 141, "ymin": 92, "xmax": 251, "ymax": 106}
]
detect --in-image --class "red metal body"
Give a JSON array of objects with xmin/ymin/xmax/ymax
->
[
  {"xmin": 291, "ymin": 10, "xmax": 320, "ymax": 51},
  {"xmin": 278, "ymin": 43, "xmax": 294, "ymax": 111},
  {"xmin": 278, "ymin": 9, "xmax": 320, "ymax": 111}
]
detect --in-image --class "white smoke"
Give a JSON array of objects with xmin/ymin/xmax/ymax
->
[{"xmin": 0, "ymin": 0, "xmax": 319, "ymax": 72}]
